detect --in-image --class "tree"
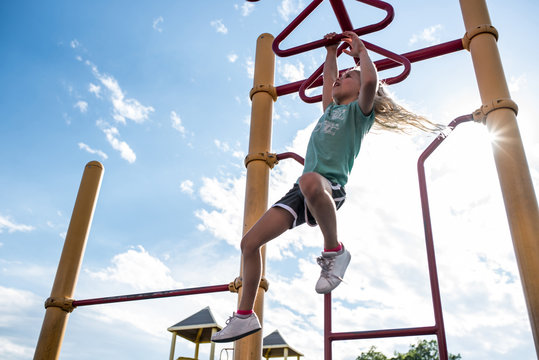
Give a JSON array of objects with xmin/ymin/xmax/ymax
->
[
  {"xmin": 356, "ymin": 340, "xmax": 462, "ymax": 360},
  {"xmin": 356, "ymin": 346, "xmax": 388, "ymax": 360}
]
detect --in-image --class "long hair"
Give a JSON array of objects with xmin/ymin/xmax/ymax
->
[{"xmin": 372, "ymin": 83, "xmax": 443, "ymax": 133}]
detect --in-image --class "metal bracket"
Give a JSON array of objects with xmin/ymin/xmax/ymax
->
[
  {"xmin": 44, "ymin": 297, "xmax": 76, "ymax": 313},
  {"xmin": 249, "ymin": 84, "xmax": 278, "ymax": 101},
  {"xmin": 244, "ymin": 151, "xmax": 279, "ymax": 169},
  {"xmin": 462, "ymin": 24, "xmax": 498, "ymax": 50},
  {"xmin": 472, "ymin": 98, "xmax": 519, "ymax": 124},
  {"xmin": 228, "ymin": 276, "xmax": 269, "ymax": 293}
]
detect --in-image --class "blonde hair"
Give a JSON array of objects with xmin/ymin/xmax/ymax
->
[
  {"xmin": 348, "ymin": 67, "xmax": 442, "ymax": 133},
  {"xmin": 372, "ymin": 83, "xmax": 443, "ymax": 133}
]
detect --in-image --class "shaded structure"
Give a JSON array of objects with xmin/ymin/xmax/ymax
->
[
  {"xmin": 168, "ymin": 307, "xmax": 222, "ymax": 360},
  {"xmin": 263, "ymin": 330, "xmax": 303, "ymax": 359}
]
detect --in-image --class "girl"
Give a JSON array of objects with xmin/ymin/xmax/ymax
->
[{"xmin": 212, "ymin": 31, "xmax": 438, "ymax": 343}]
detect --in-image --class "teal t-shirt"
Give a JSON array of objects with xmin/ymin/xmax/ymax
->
[{"xmin": 302, "ymin": 101, "xmax": 375, "ymax": 186}]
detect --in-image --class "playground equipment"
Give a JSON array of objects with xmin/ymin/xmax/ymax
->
[
  {"xmin": 166, "ymin": 308, "xmax": 303, "ymax": 360},
  {"xmin": 262, "ymin": 330, "xmax": 303, "ymax": 359},
  {"xmin": 167, "ymin": 307, "xmax": 221, "ymax": 360},
  {"xmin": 33, "ymin": 0, "xmax": 538, "ymax": 359},
  {"xmin": 240, "ymin": 1, "xmax": 537, "ymax": 359}
]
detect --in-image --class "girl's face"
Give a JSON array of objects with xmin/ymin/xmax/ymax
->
[{"xmin": 332, "ymin": 70, "xmax": 361, "ymax": 104}]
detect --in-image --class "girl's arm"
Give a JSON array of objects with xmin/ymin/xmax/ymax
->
[
  {"xmin": 342, "ymin": 31, "xmax": 378, "ymax": 115},
  {"xmin": 322, "ymin": 33, "xmax": 339, "ymax": 112}
]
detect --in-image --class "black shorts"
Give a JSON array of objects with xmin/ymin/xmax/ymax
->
[{"xmin": 272, "ymin": 182, "xmax": 346, "ymax": 229}]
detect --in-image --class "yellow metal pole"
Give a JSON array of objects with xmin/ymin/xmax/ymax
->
[
  {"xmin": 194, "ymin": 328, "xmax": 203, "ymax": 359},
  {"xmin": 234, "ymin": 33, "xmax": 275, "ymax": 360},
  {"xmin": 33, "ymin": 161, "xmax": 104, "ymax": 360},
  {"xmin": 210, "ymin": 328, "xmax": 217, "ymax": 360},
  {"xmin": 459, "ymin": 0, "xmax": 539, "ymax": 354},
  {"xmin": 169, "ymin": 333, "xmax": 177, "ymax": 360}
]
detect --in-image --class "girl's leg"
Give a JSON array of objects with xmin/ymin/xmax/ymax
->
[
  {"xmin": 298, "ymin": 172, "xmax": 339, "ymax": 249},
  {"xmin": 238, "ymin": 207, "xmax": 293, "ymax": 311}
]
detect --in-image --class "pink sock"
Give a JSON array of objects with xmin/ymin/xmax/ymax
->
[
  {"xmin": 324, "ymin": 243, "xmax": 342, "ymax": 252},
  {"xmin": 237, "ymin": 309, "xmax": 253, "ymax": 316}
]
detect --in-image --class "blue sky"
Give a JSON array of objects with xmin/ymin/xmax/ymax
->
[{"xmin": 1, "ymin": 1, "xmax": 538, "ymax": 359}]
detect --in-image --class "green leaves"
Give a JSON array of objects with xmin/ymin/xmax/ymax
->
[{"xmin": 356, "ymin": 340, "xmax": 462, "ymax": 360}]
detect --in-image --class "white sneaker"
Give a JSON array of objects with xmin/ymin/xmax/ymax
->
[
  {"xmin": 211, "ymin": 312, "xmax": 261, "ymax": 343},
  {"xmin": 315, "ymin": 244, "xmax": 351, "ymax": 294}
]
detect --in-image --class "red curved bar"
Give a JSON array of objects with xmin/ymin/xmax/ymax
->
[
  {"xmin": 276, "ymin": 39, "xmax": 464, "ymax": 101},
  {"xmin": 324, "ymin": 114, "xmax": 474, "ymax": 360},
  {"xmin": 276, "ymin": 152, "xmax": 305, "ymax": 165},
  {"xmin": 272, "ymin": 0, "xmax": 394, "ymax": 58},
  {"xmin": 298, "ymin": 39, "xmax": 411, "ymax": 103}
]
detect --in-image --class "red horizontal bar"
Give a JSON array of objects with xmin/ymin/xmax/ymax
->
[
  {"xmin": 276, "ymin": 38, "xmax": 464, "ymax": 99},
  {"xmin": 376, "ymin": 38, "xmax": 464, "ymax": 71},
  {"xmin": 329, "ymin": 325, "xmax": 438, "ymax": 341},
  {"xmin": 72, "ymin": 284, "xmax": 230, "ymax": 307}
]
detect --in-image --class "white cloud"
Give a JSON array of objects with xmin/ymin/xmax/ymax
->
[
  {"xmin": 195, "ymin": 176, "xmax": 245, "ymax": 247},
  {"xmin": 238, "ymin": 2, "xmax": 255, "ymax": 16},
  {"xmin": 70, "ymin": 39, "xmax": 80, "ymax": 49},
  {"xmin": 0, "ymin": 215, "xmax": 34, "ymax": 233},
  {"xmin": 227, "ymin": 53, "xmax": 238, "ymax": 63},
  {"xmin": 214, "ymin": 139, "xmax": 244, "ymax": 159},
  {"xmin": 245, "ymin": 57, "xmax": 255, "ymax": 79},
  {"xmin": 210, "ymin": 19, "xmax": 228, "ymax": 34},
  {"xmin": 86, "ymin": 246, "xmax": 179, "ymax": 291},
  {"xmin": 100, "ymin": 74, "xmax": 154, "ymax": 124},
  {"xmin": 152, "ymin": 16, "xmax": 164, "ymax": 32},
  {"xmin": 278, "ymin": 0, "xmax": 304, "ymax": 21},
  {"xmin": 78, "ymin": 142, "xmax": 108, "ymax": 160},
  {"xmin": 89, "ymin": 63, "xmax": 154, "ymax": 124},
  {"xmin": 180, "ymin": 180, "xmax": 194, "ymax": 195},
  {"xmin": 0, "ymin": 286, "xmax": 41, "ymax": 324},
  {"xmin": 89, "ymin": 83, "xmax": 101, "ymax": 98},
  {"xmin": 0, "ymin": 338, "xmax": 32, "ymax": 358},
  {"xmin": 74, "ymin": 100, "xmax": 88, "ymax": 113},
  {"xmin": 214, "ymin": 139, "xmax": 230, "ymax": 152},
  {"xmin": 171, "ymin": 111, "xmax": 186, "ymax": 136},
  {"xmin": 409, "ymin": 24, "xmax": 443, "ymax": 45},
  {"xmin": 97, "ymin": 120, "xmax": 136, "ymax": 163},
  {"xmin": 0, "ymin": 286, "xmax": 40, "ymax": 358},
  {"xmin": 279, "ymin": 61, "xmax": 305, "ymax": 82},
  {"xmin": 508, "ymin": 74, "xmax": 527, "ymax": 93}
]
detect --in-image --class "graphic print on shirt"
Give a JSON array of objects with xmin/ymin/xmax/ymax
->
[{"xmin": 314, "ymin": 106, "xmax": 347, "ymax": 136}]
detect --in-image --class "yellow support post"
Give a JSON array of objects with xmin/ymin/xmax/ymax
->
[
  {"xmin": 33, "ymin": 161, "xmax": 104, "ymax": 360},
  {"xmin": 169, "ymin": 333, "xmax": 177, "ymax": 360},
  {"xmin": 459, "ymin": 0, "xmax": 539, "ymax": 354},
  {"xmin": 234, "ymin": 33, "xmax": 276, "ymax": 360}
]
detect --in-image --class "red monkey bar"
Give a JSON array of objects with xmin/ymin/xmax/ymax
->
[
  {"xmin": 298, "ymin": 39, "xmax": 412, "ymax": 103},
  {"xmin": 286, "ymin": 39, "xmax": 463, "ymax": 102},
  {"xmin": 272, "ymin": 0, "xmax": 465, "ymax": 102},
  {"xmin": 272, "ymin": 0, "xmax": 394, "ymax": 58}
]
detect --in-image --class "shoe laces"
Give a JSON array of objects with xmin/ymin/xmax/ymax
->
[
  {"xmin": 225, "ymin": 314, "xmax": 237, "ymax": 325},
  {"xmin": 317, "ymin": 256, "xmax": 347, "ymax": 283}
]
